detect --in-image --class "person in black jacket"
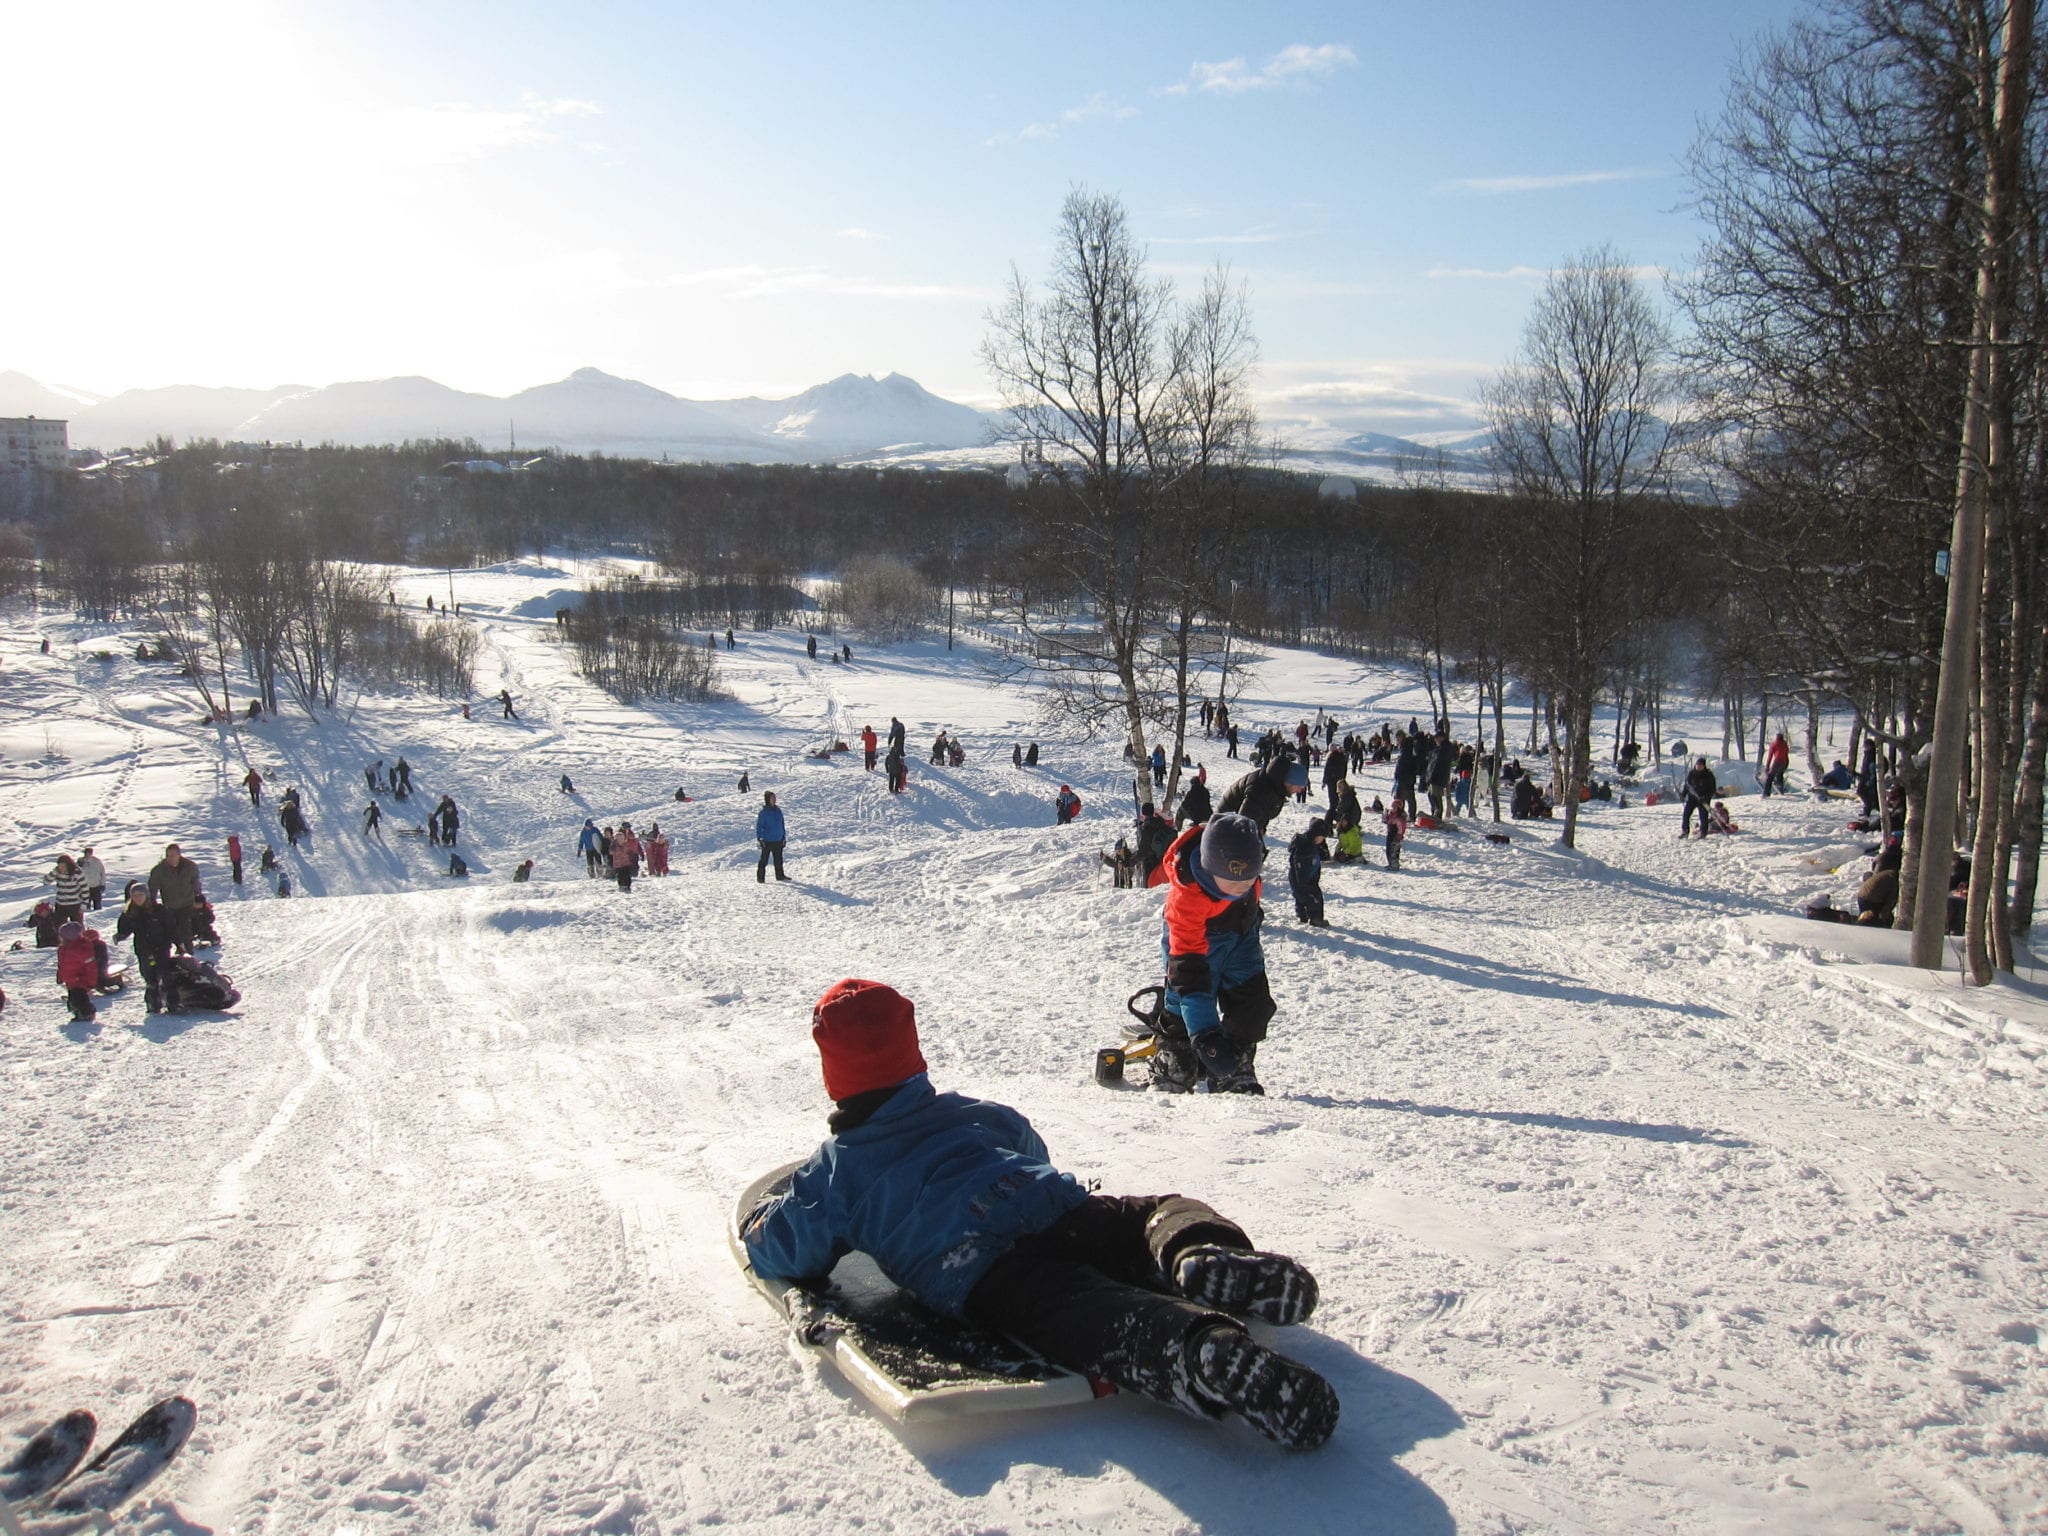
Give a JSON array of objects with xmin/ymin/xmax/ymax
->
[
  {"xmin": 1426, "ymin": 730, "xmax": 1455, "ymax": 820},
  {"xmin": 1320, "ymin": 743, "xmax": 1349, "ymax": 811},
  {"xmin": 1175, "ymin": 770, "xmax": 1213, "ymax": 830},
  {"xmin": 1217, "ymin": 755, "xmax": 1297, "ymax": 834},
  {"xmin": 1681, "ymin": 757, "xmax": 1718, "ymax": 838},
  {"xmin": 113, "ymin": 882, "xmax": 175, "ymax": 1014},
  {"xmin": 1392, "ymin": 734, "xmax": 1421, "ymax": 820},
  {"xmin": 1136, "ymin": 804, "xmax": 1175, "ymax": 885}
]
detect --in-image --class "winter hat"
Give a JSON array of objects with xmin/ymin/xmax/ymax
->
[
  {"xmin": 1306, "ymin": 818, "xmax": 1330, "ymax": 840},
  {"xmin": 1200, "ymin": 813, "xmax": 1266, "ymax": 882},
  {"xmin": 1284, "ymin": 761, "xmax": 1309, "ymax": 791},
  {"xmin": 812, "ymin": 978, "xmax": 927, "ymax": 1101},
  {"xmin": 57, "ymin": 920, "xmax": 85, "ymax": 942}
]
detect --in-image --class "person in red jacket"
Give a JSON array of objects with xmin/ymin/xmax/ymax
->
[
  {"xmin": 610, "ymin": 822, "xmax": 643, "ymax": 891},
  {"xmin": 227, "ymin": 832, "xmax": 244, "ymax": 886},
  {"xmin": 1153, "ymin": 814, "xmax": 1273, "ymax": 1095},
  {"xmin": 56, "ymin": 920, "xmax": 100, "ymax": 1022},
  {"xmin": 1761, "ymin": 732, "xmax": 1791, "ymax": 798},
  {"xmin": 242, "ymin": 767, "xmax": 263, "ymax": 806},
  {"xmin": 861, "ymin": 724, "xmax": 879, "ymax": 772}
]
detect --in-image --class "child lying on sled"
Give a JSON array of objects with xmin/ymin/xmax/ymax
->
[{"xmin": 739, "ymin": 979, "xmax": 1339, "ymax": 1450}]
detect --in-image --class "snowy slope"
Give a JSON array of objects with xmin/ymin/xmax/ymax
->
[{"xmin": 1, "ymin": 570, "xmax": 2043, "ymax": 1536}]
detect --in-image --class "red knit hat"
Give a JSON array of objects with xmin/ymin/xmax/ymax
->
[{"xmin": 812, "ymin": 978, "xmax": 927, "ymax": 1101}]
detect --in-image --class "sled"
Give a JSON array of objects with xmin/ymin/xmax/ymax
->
[
  {"xmin": 1094, "ymin": 986, "xmax": 1168, "ymax": 1088},
  {"xmin": 731, "ymin": 1163, "xmax": 1103, "ymax": 1423}
]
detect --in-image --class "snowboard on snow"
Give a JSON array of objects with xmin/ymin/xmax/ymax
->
[
  {"xmin": 0, "ymin": 1396, "xmax": 195, "ymax": 1536},
  {"xmin": 731, "ymin": 1162, "xmax": 1103, "ymax": 1423}
]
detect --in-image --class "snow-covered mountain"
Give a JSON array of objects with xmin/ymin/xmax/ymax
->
[
  {"xmin": 1, "ymin": 367, "xmax": 990, "ymax": 462},
  {"xmin": 73, "ymin": 384, "xmax": 308, "ymax": 450},
  {"xmin": 0, "ymin": 371, "xmax": 101, "ymax": 422},
  {"xmin": 699, "ymin": 372, "xmax": 989, "ymax": 454}
]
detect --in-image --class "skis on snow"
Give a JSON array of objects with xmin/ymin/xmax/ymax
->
[{"xmin": 0, "ymin": 1397, "xmax": 195, "ymax": 1536}]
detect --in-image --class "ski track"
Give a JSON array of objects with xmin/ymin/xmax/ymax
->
[{"xmin": 0, "ymin": 567, "xmax": 2043, "ymax": 1536}]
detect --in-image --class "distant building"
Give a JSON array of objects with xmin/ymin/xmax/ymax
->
[
  {"xmin": 1317, "ymin": 476, "xmax": 1357, "ymax": 502},
  {"xmin": 1, "ymin": 417, "xmax": 68, "ymax": 472}
]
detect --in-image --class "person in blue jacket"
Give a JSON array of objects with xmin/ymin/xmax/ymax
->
[
  {"xmin": 1287, "ymin": 818, "xmax": 1330, "ymax": 927},
  {"xmin": 755, "ymin": 790, "xmax": 788, "ymax": 882},
  {"xmin": 577, "ymin": 819, "xmax": 604, "ymax": 878},
  {"xmin": 740, "ymin": 979, "xmax": 1338, "ymax": 1450}
]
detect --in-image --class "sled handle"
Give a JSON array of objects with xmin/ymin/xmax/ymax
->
[{"xmin": 1126, "ymin": 985, "xmax": 1166, "ymax": 1028}]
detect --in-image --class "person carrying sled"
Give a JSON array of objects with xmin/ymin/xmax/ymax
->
[
  {"xmin": 1288, "ymin": 819, "xmax": 1330, "ymax": 927},
  {"xmin": 114, "ymin": 883, "xmax": 173, "ymax": 1015},
  {"xmin": 578, "ymin": 819, "xmax": 604, "ymax": 877},
  {"xmin": 740, "ymin": 979, "xmax": 1337, "ymax": 1450},
  {"xmin": 1054, "ymin": 785, "xmax": 1081, "ymax": 826},
  {"xmin": 1681, "ymin": 757, "xmax": 1718, "ymax": 839},
  {"xmin": 756, "ymin": 791, "xmax": 789, "ymax": 883},
  {"xmin": 1151, "ymin": 813, "xmax": 1276, "ymax": 1096},
  {"xmin": 57, "ymin": 920, "xmax": 101, "ymax": 1022}
]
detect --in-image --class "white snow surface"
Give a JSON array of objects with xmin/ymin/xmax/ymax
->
[{"xmin": 2, "ymin": 563, "xmax": 2044, "ymax": 1536}]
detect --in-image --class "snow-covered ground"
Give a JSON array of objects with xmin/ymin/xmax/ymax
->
[{"xmin": 2, "ymin": 562, "xmax": 2043, "ymax": 1536}]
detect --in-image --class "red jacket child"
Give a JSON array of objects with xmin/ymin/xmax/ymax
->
[{"xmin": 56, "ymin": 923, "xmax": 100, "ymax": 989}]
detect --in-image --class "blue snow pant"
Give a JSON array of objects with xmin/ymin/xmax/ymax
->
[{"xmin": 1162, "ymin": 924, "xmax": 1275, "ymax": 1049}]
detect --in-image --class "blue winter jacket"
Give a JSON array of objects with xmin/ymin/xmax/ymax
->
[
  {"xmin": 577, "ymin": 821, "xmax": 601, "ymax": 854},
  {"xmin": 742, "ymin": 1075, "xmax": 1089, "ymax": 1317},
  {"xmin": 756, "ymin": 805, "xmax": 786, "ymax": 842}
]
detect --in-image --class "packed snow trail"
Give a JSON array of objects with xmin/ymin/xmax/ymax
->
[{"xmin": 1, "ymin": 567, "xmax": 2042, "ymax": 1535}]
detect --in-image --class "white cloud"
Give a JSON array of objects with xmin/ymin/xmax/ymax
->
[
  {"xmin": 1161, "ymin": 42, "xmax": 1356, "ymax": 96},
  {"xmin": 1445, "ymin": 168, "xmax": 1659, "ymax": 194},
  {"xmin": 987, "ymin": 90, "xmax": 1137, "ymax": 146},
  {"xmin": 1427, "ymin": 265, "xmax": 1548, "ymax": 281},
  {"xmin": 836, "ymin": 227, "xmax": 888, "ymax": 241},
  {"xmin": 655, "ymin": 265, "xmax": 989, "ymax": 303}
]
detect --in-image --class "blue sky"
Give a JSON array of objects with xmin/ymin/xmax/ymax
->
[{"xmin": 11, "ymin": 0, "xmax": 1807, "ymax": 437}]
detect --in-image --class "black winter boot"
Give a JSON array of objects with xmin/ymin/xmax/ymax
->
[
  {"xmin": 1173, "ymin": 1245, "xmax": 1319, "ymax": 1324},
  {"xmin": 1184, "ymin": 1324, "xmax": 1339, "ymax": 1450},
  {"xmin": 1194, "ymin": 1033, "xmax": 1264, "ymax": 1095}
]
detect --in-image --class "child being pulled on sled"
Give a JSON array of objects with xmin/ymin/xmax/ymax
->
[{"xmin": 740, "ymin": 979, "xmax": 1339, "ymax": 1450}]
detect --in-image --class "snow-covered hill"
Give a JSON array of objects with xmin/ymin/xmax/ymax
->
[
  {"xmin": 699, "ymin": 371, "xmax": 990, "ymax": 454},
  {"xmin": 72, "ymin": 383, "xmax": 308, "ymax": 451},
  {"xmin": 0, "ymin": 567, "xmax": 2043, "ymax": 1535}
]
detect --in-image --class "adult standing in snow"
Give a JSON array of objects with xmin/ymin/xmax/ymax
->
[
  {"xmin": 114, "ymin": 883, "xmax": 174, "ymax": 1015},
  {"xmin": 1320, "ymin": 743, "xmax": 1348, "ymax": 812},
  {"xmin": 1024, "ymin": 741, "xmax": 1039, "ymax": 767},
  {"xmin": 884, "ymin": 741, "xmax": 908, "ymax": 795},
  {"xmin": 280, "ymin": 795, "xmax": 308, "ymax": 850},
  {"xmin": 437, "ymin": 795, "xmax": 461, "ymax": 847},
  {"xmin": 147, "ymin": 844, "xmax": 203, "ymax": 956},
  {"xmin": 227, "ymin": 834, "xmax": 243, "ymax": 886},
  {"xmin": 1176, "ymin": 766, "xmax": 1213, "ymax": 830},
  {"xmin": 888, "ymin": 716, "xmax": 906, "ymax": 756},
  {"xmin": 807, "ymin": 634, "xmax": 818, "ymax": 661},
  {"xmin": 862, "ymin": 724, "xmax": 878, "ymax": 772},
  {"xmin": 1217, "ymin": 755, "xmax": 1296, "ymax": 835},
  {"xmin": 738, "ymin": 770, "xmax": 751, "ymax": 794},
  {"xmin": 44, "ymin": 854, "xmax": 89, "ymax": 925},
  {"xmin": 1288, "ymin": 819, "xmax": 1330, "ymax": 928},
  {"xmin": 610, "ymin": 822, "xmax": 641, "ymax": 890},
  {"xmin": 499, "ymin": 688, "xmax": 517, "ymax": 720},
  {"xmin": 560, "ymin": 774, "xmax": 575, "ymax": 795},
  {"xmin": 756, "ymin": 790, "xmax": 789, "ymax": 883},
  {"xmin": 1426, "ymin": 728, "xmax": 1455, "ymax": 822},
  {"xmin": 1681, "ymin": 757, "xmax": 1718, "ymax": 839},
  {"xmin": 79, "ymin": 848, "xmax": 107, "ymax": 911},
  {"xmin": 394, "ymin": 757, "xmax": 414, "ymax": 799},
  {"xmin": 1136, "ymin": 803, "xmax": 1175, "ymax": 886},
  {"xmin": 1225, "ymin": 723, "xmax": 1240, "ymax": 759},
  {"xmin": 363, "ymin": 802, "xmax": 383, "ymax": 838},
  {"xmin": 1150, "ymin": 744, "xmax": 1168, "ymax": 789},
  {"xmin": 242, "ymin": 767, "xmax": 264, "ymax": 806},
  {"xmin": 1152, "ymin": 813, "xmax": 1275, "ymax": 1095},
  {"xmin": 578, "ymin": 819, "xmax": 604, "ymax": 877},
  {"xmin": 365, "ymin": 761, "xmax": 383, "ymax": 795},
  {"xmin": 1761, "ymin": 732, "xmax": 1791, "ymax": 798}
]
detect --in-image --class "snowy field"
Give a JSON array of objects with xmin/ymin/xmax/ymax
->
[{"xmin": 2, "ymin": 560, "xmax": 2043, "ymax": 1536}]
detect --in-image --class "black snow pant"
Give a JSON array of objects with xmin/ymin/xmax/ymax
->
[
  {"xmin": 757, "ymin": 840, "xmax": 786, "ymax": 882},
  {"xmin": 88, "ymin": 886, "xmax": 104, "ymax": 911},
  {"xmin": 135, "ymin": 949, "xmax": 170, "ymax": 1012},
  {"xmin": 1292, "ymin": 877, "xmax": 1324, "ymax": 924},
  {"xmin": 964, "ymin": 1194, "xmax": 1250, "ymax": 1408},
  {"xmin": 615, "ymin": 865, "xmax": 635, "ymax": 892},
  {"xmin": 66, "ymin": 985, "xmax": 95, "ymax": 1021},
  {"xmin": 230, "ymin": 861, "xmax": 242, "ymax": 886},
  {"xmin": 1682, "ymin": 798, "xmax": 1709, "ymax": 837}
]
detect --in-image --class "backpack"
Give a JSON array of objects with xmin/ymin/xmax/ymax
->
[{"xmin": 163, "ymin": 955, "xmax": 241, "ymax": 1012}]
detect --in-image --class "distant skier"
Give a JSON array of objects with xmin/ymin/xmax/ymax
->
[
  {"xmin": 756, "ymin": 790, "xmax": 788, "ymax": 883},
  {"xmin": 499, "ymin": 689, "xmax": 516, "ymax": 720}
]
